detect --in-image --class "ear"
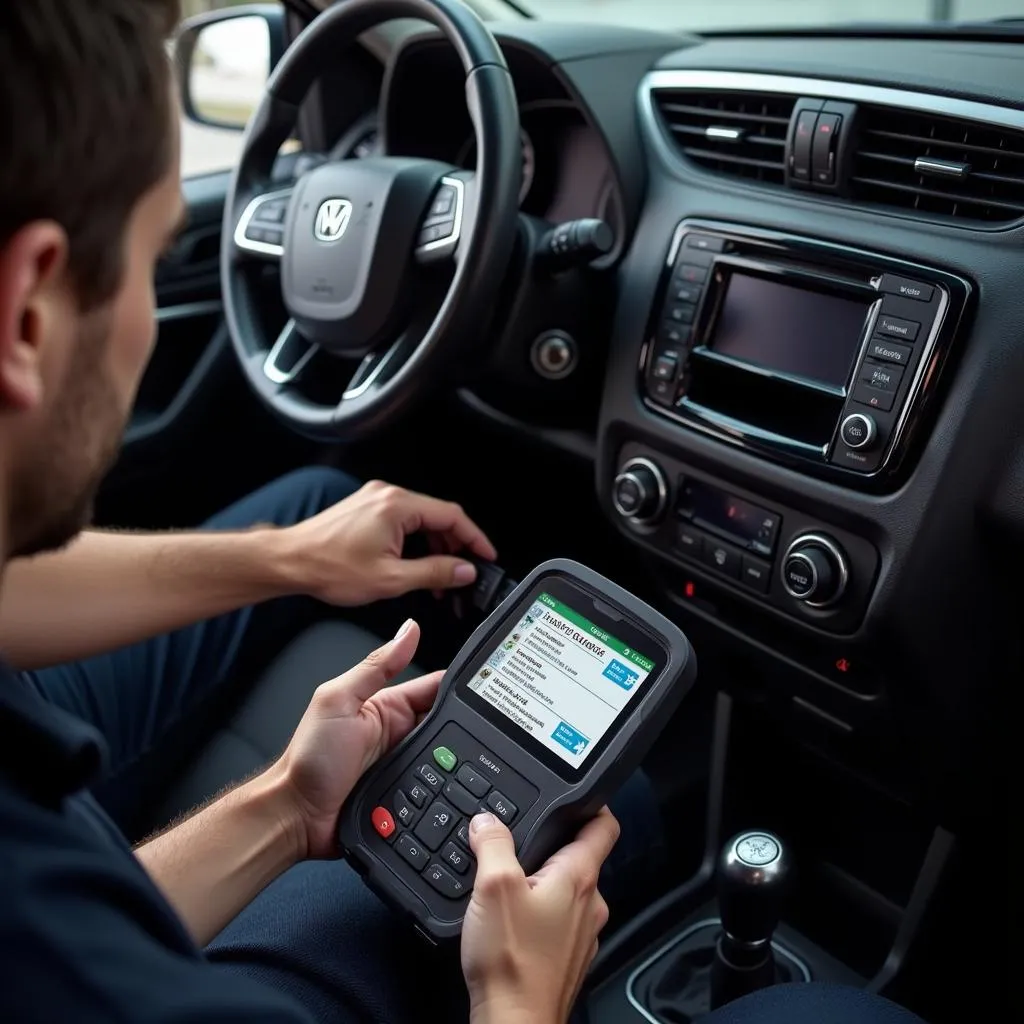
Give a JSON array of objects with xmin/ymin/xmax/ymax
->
[{"xmin": 0, "ymin": 221, "xmax": 70, "ymax": 411}]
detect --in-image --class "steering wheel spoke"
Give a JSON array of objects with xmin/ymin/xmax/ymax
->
[
  {"xmin": 263, "ymin": 320, "xmax": 317, "ymax": 385},
  {"xmin": 415, "ymin": 173, "xmax": 472, "ymax": 265},
  {"xmin": 233, "ymin": 187, "xmax": 293, "ymax": 261}
]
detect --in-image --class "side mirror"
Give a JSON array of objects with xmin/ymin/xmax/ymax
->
[{"xmin": 175, "ymin": 3, "xmax": 285, "ymax": 132}]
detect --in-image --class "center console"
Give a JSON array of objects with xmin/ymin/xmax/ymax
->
[{"xmin": 641, "ymin": 221, "xmax": 970, "ymax": 483}]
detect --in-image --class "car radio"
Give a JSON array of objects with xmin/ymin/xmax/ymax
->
[{"xmin": 641, "ymin": 221, "xmax": 971, "ymax": 483}]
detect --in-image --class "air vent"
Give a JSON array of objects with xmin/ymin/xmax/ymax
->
[
  {"xmin": 850, "ymin": 106, "xmax": 1024, "ymax": 223},
  {"xmin": 653, "ymin": 90, "xmax": 795, "ymax": 186}
]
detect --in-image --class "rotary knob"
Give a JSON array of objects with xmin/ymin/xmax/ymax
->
[
  {"xmin": 781, "ymin": 533, "xmax": 849, "ymax": 607},
  {"xmin": 613, "ymin": 458, "xmax": 667, "ymax": 524}
]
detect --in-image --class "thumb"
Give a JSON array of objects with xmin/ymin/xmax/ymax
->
[
  {"xmin": 395, "ymin": 555, "xmax": 478, "ymax": 592},
  {"xmin": 326, "ymin": 618, "xmax": 421, "ymax": 709},
  {"xmin": 468, "ymin": 812, "xmax": 524, "ymax": 891}
]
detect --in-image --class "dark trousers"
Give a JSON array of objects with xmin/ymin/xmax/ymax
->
[{"xmin": 23, "ymin": 468, "xmax": 923, "ymax": 1024}]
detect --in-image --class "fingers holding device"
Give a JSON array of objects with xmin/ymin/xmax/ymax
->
[{"xmin": 338, "ymin": 558, "xmax": 696, "ymax": 940}]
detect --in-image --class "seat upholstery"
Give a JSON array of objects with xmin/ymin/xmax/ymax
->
[{"xmin": 157, "ymin": 620, "xmax": 418, "ymax": 824}]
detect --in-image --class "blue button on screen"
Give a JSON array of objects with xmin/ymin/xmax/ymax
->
[{"xmin": 602, "ymin": 658, "xmax": 639, "ymax": 690}]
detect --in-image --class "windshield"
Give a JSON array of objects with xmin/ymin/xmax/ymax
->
[{"xmin": 514, "ymin": 1, "xmax": 1022, "ymax": 31}]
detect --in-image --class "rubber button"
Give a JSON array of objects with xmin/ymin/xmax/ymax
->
[
  {"xmin": 432, "ymin": 746, "xmax": 457, "ymax": 772},
  {"xmin": 371, "ymin": 806, "xmax": 396, "ymax": 842},
  {"xmin": 423, "ymin": 863, "xmax": 468, "ymax": 899},
  {"xmin": 396, "ymin": 833, "xmax": 429, "ymax": 870}
]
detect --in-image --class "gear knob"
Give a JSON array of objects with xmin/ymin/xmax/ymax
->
[{"xmin": 717, "ymin": 830, "xmax": 791, "ymax": 943}]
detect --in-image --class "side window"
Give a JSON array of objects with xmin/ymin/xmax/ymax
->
[{"xmin": 178, "ymin": 1, "xmax": 279, "ymax": 177}]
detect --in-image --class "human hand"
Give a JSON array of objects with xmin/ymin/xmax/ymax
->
[
  {"xmin": 277, "ymin": 480, "xmax": 497, "ymax": 606},
  {"xmin": 273, "ymin": 619, "xmax": 440, "ymax": 859},
  {"xmin": 461, "ymin": 809, "xmax": 620, "ymax": 1024}
]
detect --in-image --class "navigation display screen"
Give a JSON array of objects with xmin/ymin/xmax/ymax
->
[
  {"xmin": 463, "ymin": 591, "xmax": 656, "ymax": 769},
  {"xmin": 710, "ymin": 272, "xmax": 868, "ymax": 389}
]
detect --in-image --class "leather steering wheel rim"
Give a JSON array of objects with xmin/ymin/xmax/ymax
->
[{"xmin": 221, "ymin": 0, "xmax": 521, "ymax": 439}]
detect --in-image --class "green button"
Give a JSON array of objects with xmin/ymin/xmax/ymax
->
[{"xmin": 432, "ymin": 746, "xmax": 457, "ymax": 772}]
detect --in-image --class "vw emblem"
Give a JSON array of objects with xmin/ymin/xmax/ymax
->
[{"xmin": 314, "ymin": 198, "xmax": 353, "ymax": 242}]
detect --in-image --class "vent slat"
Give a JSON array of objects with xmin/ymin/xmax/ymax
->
[
  {"xmin": 659, "ymin": 102, "xmax": 792, "ymax": 126},
  {"xmin": 849, "ymin": 176, "xmax": 1024, "ymax": 216},
  {"xmin": 851, "ymin": 106, "xmax": 1024, "ymax": 224},
  {"xmin": 862, "ymin": 128, "xmax": 1024, "ymax": 162},
  {"xmin": 681, "ymin": 148, "xmax": 785, "ymax": 172},
  {"xmin": 653, "ymin": 89, "xmax": 793, "ymax": 187}
]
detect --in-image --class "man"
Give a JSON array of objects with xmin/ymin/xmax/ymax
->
[{"xmin": 0, "ymin": 3, "xmax": 928, "ymax": 1022}]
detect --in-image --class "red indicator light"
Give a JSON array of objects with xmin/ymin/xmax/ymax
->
[
  {"xmin": 835, "ymin": 658, "xmax": 851, "ymax": 673},
  {"xmin": 820, "ymin": 124, "xmax": 832, "ymax": 133},
  {"xmin": 685, "ymin": 581, "xmax": 696, "ymax": 598},
  {"xmin": 727, "ymin": 505, "xmax": 737, "ymax": 519}
]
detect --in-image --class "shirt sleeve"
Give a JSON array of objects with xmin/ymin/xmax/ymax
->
[{"xmin": 0, "ymin": 800, "xmax": 318, "ymax": 1024}]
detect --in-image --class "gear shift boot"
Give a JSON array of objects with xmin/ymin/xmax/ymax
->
[
  {"xmin": 632, "ymin": 917, "xmax": 806, "ymax": 1024},
  {"xmin": 629, "ymin": 830, "xmax": 803, "ymax": 1022}
]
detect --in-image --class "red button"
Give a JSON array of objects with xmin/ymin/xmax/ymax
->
[{"xmin": 371, "ymin": 806, "xmax": 396, "ymax": 840}]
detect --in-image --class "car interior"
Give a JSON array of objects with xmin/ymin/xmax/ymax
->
[{"xmin": 101, "ymin": 0, "xmax": 1017, "ymax": 1019}]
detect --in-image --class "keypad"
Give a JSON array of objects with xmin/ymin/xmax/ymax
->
[{"xmin": 367, "ymin": 725, "xmax": 537, "ymax": 900}]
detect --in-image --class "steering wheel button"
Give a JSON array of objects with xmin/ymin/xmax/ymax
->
[
  {"xmin": 430, "ymin": 188, "xmax": 456, "ymax": 217},
  {"xmin": 256, "ymin": 204, "xmax": 286, "ymax": 224},
  {"xmin": 371, "ymin": 806, "xmax": 396, "ymax": 842}
]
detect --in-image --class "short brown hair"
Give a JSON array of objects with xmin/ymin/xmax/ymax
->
[{"xmin": 0, "ymin": 0, "xmax": 181, "ymax": 310}]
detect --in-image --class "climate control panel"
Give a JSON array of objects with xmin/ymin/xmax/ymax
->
[{"xmin": 608, "ymin": 445, "xmax": 879, "ymax": 633}]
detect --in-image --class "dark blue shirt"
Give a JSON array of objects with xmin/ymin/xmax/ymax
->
[{"xmin": 0, "ymin": 661, "xmax": 313, "ymax": 1022}]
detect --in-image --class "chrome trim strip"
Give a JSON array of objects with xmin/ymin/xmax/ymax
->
[
  {"xmin": 234, "ymin": 188, "xmax": 293, "ymax": 259},
  {"xmin": 342, "ymin": 336, "xmax": 405, "ymax": 400},
  {"xmin": 706, "ymin": 126, "xmax": 743, "ymax": 141},
  {"xmin": 263, "ymin": 320, "xmax": 316, "ymax": 385},
  {"xmin": 643, "ymin": 68, "xmax": 1024, "ymax": 134},
  {"xmin": 914, "ymin": 156, "xmax": 970, "ymax": 178},
  {"xmin": 156, "ymin": 300, "xmax": 222, "ymax": 322},
  {"xmin": 415, "ymin": 176, "xmax": 465, "ymax": 261},
  {"xmin": 624, "ymin": 917, "xmax": 811, "ymax": 1024}
]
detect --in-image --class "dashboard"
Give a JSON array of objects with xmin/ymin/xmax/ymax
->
[
  {"xmin": 380, "ymin": 36, "xmax": 623, "ymax": 236},
  {"xmin": 320, "ymin": 19, "xmax": 1024, "ymax": 818}
]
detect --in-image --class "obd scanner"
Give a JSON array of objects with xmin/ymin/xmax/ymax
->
[{"xmin": 338, "ymin": 559, "xmax": 696, "ymax": 939}]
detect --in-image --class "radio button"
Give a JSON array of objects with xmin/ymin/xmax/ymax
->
[
  {"xmin": 648, "ymin": 378, "xmax": 676, "ymax": 406},
  {"xmin": 859, "ymin": 361, "xmax": 904, "ymax": 392},
  {"xmin": 840, "ymin": 413, "xmax": 877, "ymax": 451},
  {"xmin": 740, "ymin": 555, "xmax": 772, "ymax": 594},
  {"xmin": 869, "ymin": 340, "xmax": 912, "ymax": 365},
  {"xmin": 878, "ymin": 275, "xmax": 934, "ymax": 303},
  {"xmin": 852, "ymin": 383, "xmax": 896, "ymax": 412},
  {"xmin": 675, "ymin": 525, "xmax": 704, "ymax": 559},
  {"xmin": 685, "ymin": 233, "xmax": 725, "ymax": 253},
  {"xmin": 673, "ymin": 283, "xmax": 702, "ymax": 304},
  {"xmin": 676, "ymin": 264, "xmax": 708, "ymax": 284},
  {"xmin": 876, "ymin": 315, "xmax": 920, "ymax": 342},
  {"xmin": 702, "ymin": 541, "xmax": 741, "ymax": 580},
  {"xmin": 668, "ymin": 303, "xmax": 697, "ymax": 325},
  {"xmin": 658, "ymin": 321, "xmax": 689, "ymax": 347},
  {"xmin": 652, "ymin": 352, "xmax": 680, "ymax": 381}
]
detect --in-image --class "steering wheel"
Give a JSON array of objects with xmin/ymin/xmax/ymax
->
[{"xmin": 222, "ymin": 0, "xmax": 522, "ymax": 439}]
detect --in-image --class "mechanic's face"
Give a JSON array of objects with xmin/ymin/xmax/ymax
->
[{"xmin": 1, "ymin": 111, "xmax": 184, "ymax": 560}]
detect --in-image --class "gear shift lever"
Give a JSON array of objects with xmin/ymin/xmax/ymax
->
[{"xmin": 711, "ymin": 830, "xmax": 791, "ymax": 1009}]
